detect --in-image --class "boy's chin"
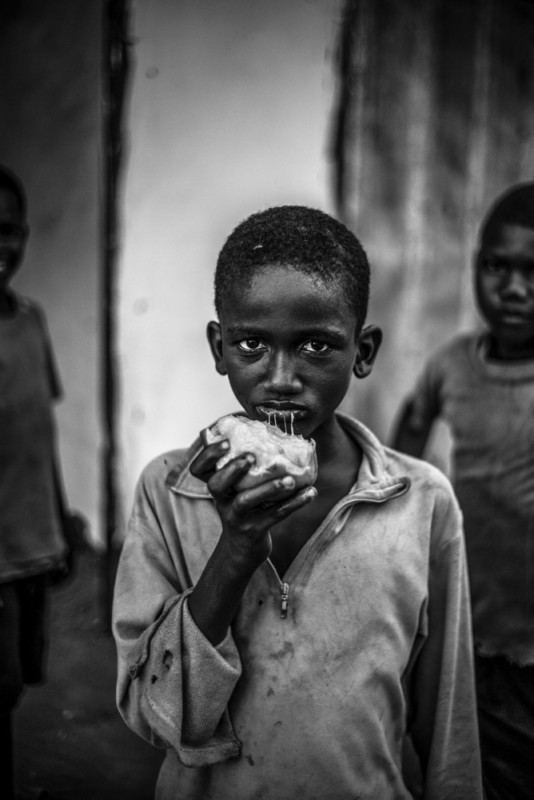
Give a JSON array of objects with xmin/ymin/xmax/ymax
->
[{"xmin": 488, "ymin": 329, "xmax": 534, "ymax": 358}]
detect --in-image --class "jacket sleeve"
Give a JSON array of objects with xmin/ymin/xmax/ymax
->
[
  {"xmin": 112, "ymin": 473, "xmax": 242, "ymax": 767},
  {"xmin": 406, "ymin": 486, "xmax": 483, "ymax": 800}
]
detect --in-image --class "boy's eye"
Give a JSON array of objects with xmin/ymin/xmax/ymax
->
[
  {"xmin": 483, "ymin": 258, "xmax": 508, "ymax": 275},
  {"xmin": 0, "ymin": 222, "xmax": 25, "ymax": 239},
  {"xmin": 237, "ymin": 338, "xmax": 265, "ymax": 353},
  {"xmin": 301, "ymin": 340, "xmax": 330, "ymax": 354}
]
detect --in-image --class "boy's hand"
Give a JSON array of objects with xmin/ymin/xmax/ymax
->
[
  {"xmin": 190, "ymin": 438, "xmax": 316, "ymax": 563},
  {"xmin": 188, "ymin": 437, "xmax": 316, "ymax": 646}
]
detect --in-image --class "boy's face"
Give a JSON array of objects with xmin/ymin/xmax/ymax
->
[
  {"xmin": 0, "ymin": 187, "xmax": 28, "ymax": 291},
  {"xmin": 475, "ymin": 223, "xmax": 534, "ymax": 359},
  {"xmin": 208, "ymin": 264, "xmax": 381, "ymax": 440}
]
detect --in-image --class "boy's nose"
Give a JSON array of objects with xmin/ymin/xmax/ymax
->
[
  {"xmin": 264, "ymin": 352, "xmax": 302, "ymax": 394},
  {"xmin": 502, "ymin": 269, "xmax": 530, "ymax": 299}
]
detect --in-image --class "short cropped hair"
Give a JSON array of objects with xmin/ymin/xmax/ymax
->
[
  {"xmin": 214, "ymin": 205, "xmax": 370, "ymax": 330},
  {"xmin": 0, "ymin": 165, "xmax": 27, "ymax": 219},
  {"xmin": 479, "ymin": 182, "xmax": 534, "ymax": 245}
]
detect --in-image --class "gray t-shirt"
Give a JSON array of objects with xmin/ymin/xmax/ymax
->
[
  {"xmin": 409, "ymin": 332, "xmax": 534, "ymax": 664},
  {"xmin": 0, "ymin": 294, "xmax": 65, "ymax": 581}
]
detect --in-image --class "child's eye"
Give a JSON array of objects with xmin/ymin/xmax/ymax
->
[
  {"xmin": 237, "ymin": 338, "xmax": 265, "ymax": 353},
  {"xmin": 0, "ymin": 222, "xmax": 24, "ymax": 239},
  {"xmin": 301, "ymin": 340, "xmax": 330, "ymax": 354},
  {"xmin": 483, "ymin": 259, "xmax": 507, "ymax": 275}
]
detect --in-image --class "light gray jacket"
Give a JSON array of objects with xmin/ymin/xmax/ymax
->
[{"xmin": 113, "ymin": 414, "xmax": 482, "ymax": 800}]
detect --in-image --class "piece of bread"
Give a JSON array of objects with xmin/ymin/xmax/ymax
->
[{"xmin": 203, "ymin": 414, "xmax": 318, "ymax": 490}]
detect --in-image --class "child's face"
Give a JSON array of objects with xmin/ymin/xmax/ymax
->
[
  {"xmin": 0, "ymin": 187, "xmax": 28, "ymax": 291},
  {"xmin": 475, "ymin": 223, "xmax": 534, "ymax": 359},
  {"xmin": 208, "ymin": 264, "xmax": 380, "ymax": 440}
]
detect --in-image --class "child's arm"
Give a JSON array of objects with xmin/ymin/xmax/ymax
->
[
  {"xmin": 49, "ymin": 447, "xmax": 87, "ymax": 584},
  {"xmin": 113, "ymin": 440, "xmax": 315, "ymax": 766},
  {"xmin": 390, "ymin": 350, "xmax": 444, "ymax": 458},
  {"xmin": 390, "ymin": 395, "xmax": 435, "ymax": 458},
  {"xmin": 406, "ymin": 485, "xmax": 483, "ymax": 798},
  {"xmin": 187, "ymin": 437, "xmax": 316, "ymax": 645},
  {"xmin": 113, "ymin": 461, "xmax": 243, "ymax": 765}
]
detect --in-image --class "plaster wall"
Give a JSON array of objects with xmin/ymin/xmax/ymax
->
[
  {"xmin": 118, "ymin": 0, "xmax": 342, "ymax": 516},
  {"xmin": 1, "ymin": 0, "xmax": 103, "ymax": 544}
]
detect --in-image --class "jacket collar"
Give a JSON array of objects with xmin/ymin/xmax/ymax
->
[{"xmin": 165, "ymin": 412, "xmax": 410, "ymax": 499}]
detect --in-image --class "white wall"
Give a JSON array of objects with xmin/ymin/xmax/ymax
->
[
  {"xmin": 0, "ymin": 1, "xmax": 103, "ymax": 545},
  {"xmin": 117, "ymin": 0, "xmax": 342, "ymax": 518}
]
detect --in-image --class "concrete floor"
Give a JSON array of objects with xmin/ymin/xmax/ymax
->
[{"xmin": 13, "ymin": 548, "xmax": 163, "ymax": 800}]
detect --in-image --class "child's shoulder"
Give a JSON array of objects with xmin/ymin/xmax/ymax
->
[
  {"xmin": 346, "ymin": 413, "xmax": 457, "ymax": 504},
  {"xmin": 425, "ymin": 330, "xmax": 480, "ymax": 365},
  {"xmin": 386, "ymin": 442, "xmax": 460, "ymax": 514},
  {"xmin": 135, "ymin": 437, "xmax": 208, "ymax": 500},
  {"xmin": 416, "ymin": 332, "xmax": 483, "ymax": 388},
  {"xmin": 11, "ymin": 292, "xmax": 46, "ymax": 323},
  {"xmin": 385, "ymin": 443, "xmax": 453, "ymax": 492},
  {"xmin": 384, "ymin": 445, "xmax": 463, "ymax": 548}
]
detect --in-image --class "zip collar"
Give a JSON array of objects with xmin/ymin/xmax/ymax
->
[{"xmin": 165, "ymin": 412, "xmax": 411, "ymax": 501}]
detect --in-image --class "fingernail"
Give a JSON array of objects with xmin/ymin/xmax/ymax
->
[
  {"xmin": 220, "ymin": 440, "xmax": 230, "ymax": 450},
  {"xmin": 305, "ymin": 486, "xmax": 317, "ymax": 500},
  {"xmin": 282, "ymin": 476, "xmax": 295, "ymax": 488},
  {"xmin": 245, "ymin": 453, "xmax": 255, "ymax": 465}
]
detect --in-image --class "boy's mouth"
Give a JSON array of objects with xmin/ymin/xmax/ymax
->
[
  {"xmin": 498, "ymin": 307, "xmax": 533, "ymax": 327},
  {"xmin": 255, "ymin": 403, "xmax": 307, "ymax": 425},
  {"xmin": 0, "ymin": 260, "xmax": 12, "ymax": 279}
]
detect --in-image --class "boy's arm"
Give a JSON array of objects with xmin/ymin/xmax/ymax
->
[
  {"xmin": 406, "ymin": 487, "xmax": 483, "ymax": 799},
  {"xmin": 113, "ymin": 447, "xmax": 315, "ymax": 766},
  {"xmin": 49, "ymin": 446, "xmax": 87, "ymax": 584},
  {"xmin": 113, "ymin": 506, "xmax": 244, "ymax": 766},
  {"xmin": 391, "ymin": 351, "xmax": 444, "ymax": 458},
  {"xmin": 390, "ymin": 396, "xmax": 435, "ymax": 458},
  {"xmin": 186, "ymin": 438, "xmax": 316, "ymax": 645}
]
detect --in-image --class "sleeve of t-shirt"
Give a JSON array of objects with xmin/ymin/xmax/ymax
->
[
  {"xmin": 113, "ymin": 472, "xmax": 242, "ymax": 767},
  {"xmin": 406, "ymin": 481, "xmax": 483, "ymax": 799},
  {"xmin": 30, "ymin": 300, "xmax": 63, "ymax": 401},
  {"xmin": 404, "ymin": 346, "xmax": 446, "ymax": 432}
]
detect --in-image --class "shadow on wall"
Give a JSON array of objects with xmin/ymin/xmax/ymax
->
[{"xmin": 332, "ymin": 0, "xmax": 534, "ymax": 445}]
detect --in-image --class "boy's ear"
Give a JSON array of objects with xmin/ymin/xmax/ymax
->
[
  {"xmin": 353, "ymin": 324, "xmax": 382, "ymax": 379},
  {"xmin": 206, "ymin": 321, "xmax": 227, "ymax": 375}
]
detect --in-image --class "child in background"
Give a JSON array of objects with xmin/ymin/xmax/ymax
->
[
  {"xmin": 392, "ymin": 183, "xmax": 534, "ymax": 800},
  {"xmin": 0, "ymin": 165, "xmax": 73, "ymax": 800},
  {"xmin": 113, "ymin": 205, "xmax": 483, "ymax": 799}
]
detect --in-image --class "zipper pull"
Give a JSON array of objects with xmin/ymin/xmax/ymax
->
[{"xmin": 280, "ymin": 582, "xmax": 290, "ymax": 619}]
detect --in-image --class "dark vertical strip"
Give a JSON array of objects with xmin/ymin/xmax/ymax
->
[
  {"xmin": 330, "ymin": 0, "xmax": 359, "ymax": 218},
  {"xmin": 102, "ymin": 0, "xmax": 131, "ymax": 628}
]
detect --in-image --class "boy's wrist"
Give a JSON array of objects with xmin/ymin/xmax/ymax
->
[{"xmin": 218, "ymin": 529, "xmax": 271, "ymax": 574}]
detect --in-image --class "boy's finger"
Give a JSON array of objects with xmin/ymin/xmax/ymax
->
[
  {"xmin": 234, "ymin": 478, "xmax": 316, "ymax": 516},
  {"xmin": 190, "ymin": 439, "xmax": 230, "ymax": 481},
  {"xmin": 255, "ymin": 485, "xmax": 317, "ymax": 525},
  {"xmin": 207, "ymin": 453, "xmax": 256, "ymax": 496},
  {"xmin": 275, "ymin": 485, "xmax": 317, "ymax": 517}
]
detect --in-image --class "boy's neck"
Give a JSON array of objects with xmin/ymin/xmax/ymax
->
[
  {"xmin": 0, "ymin": 288, "xmax": 17, "ymax": 316},
  {"xmin": 485, "ymin": 332, "xmax": 534, "ymax": 362},
  {"xmin": 313, "ymin": 413, "xmax": 362, "ymax": 483}
]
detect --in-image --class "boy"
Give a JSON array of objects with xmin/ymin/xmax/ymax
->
[
  {"xmin": 0, "ymin": 165, "xmax": 72, "ymax": 800},
  {"xmin": 392, "ymin": 183, "xmax": 534, "ymax": 800},
  {"xmin": 113, "ymin": 205, "xmax": 483, "ymax": 799}
]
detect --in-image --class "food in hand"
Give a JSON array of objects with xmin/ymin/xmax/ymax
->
[{"xmin": 203, "ymin": 414, "xmax": 318, "ymax": 490}]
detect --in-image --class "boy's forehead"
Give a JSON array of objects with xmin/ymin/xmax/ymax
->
[
  {"xmin": 219, "ymin": 263, "xmax": 358, "ymax": 326},
  {"xmin": 223, "ymin": 263, "xmax": 340, "ymax": 303},
  {"xmin": 0, "ymin": 186, "xmax": 24, "ymax": 218},
  {"xmin": 480, "ymin": 222, "xmax": 534, "ymax": 255}
]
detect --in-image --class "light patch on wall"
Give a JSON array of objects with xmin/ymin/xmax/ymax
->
[{"xmin": 117, "ymin": 0, "xmax": 342, "ymax": 518}]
